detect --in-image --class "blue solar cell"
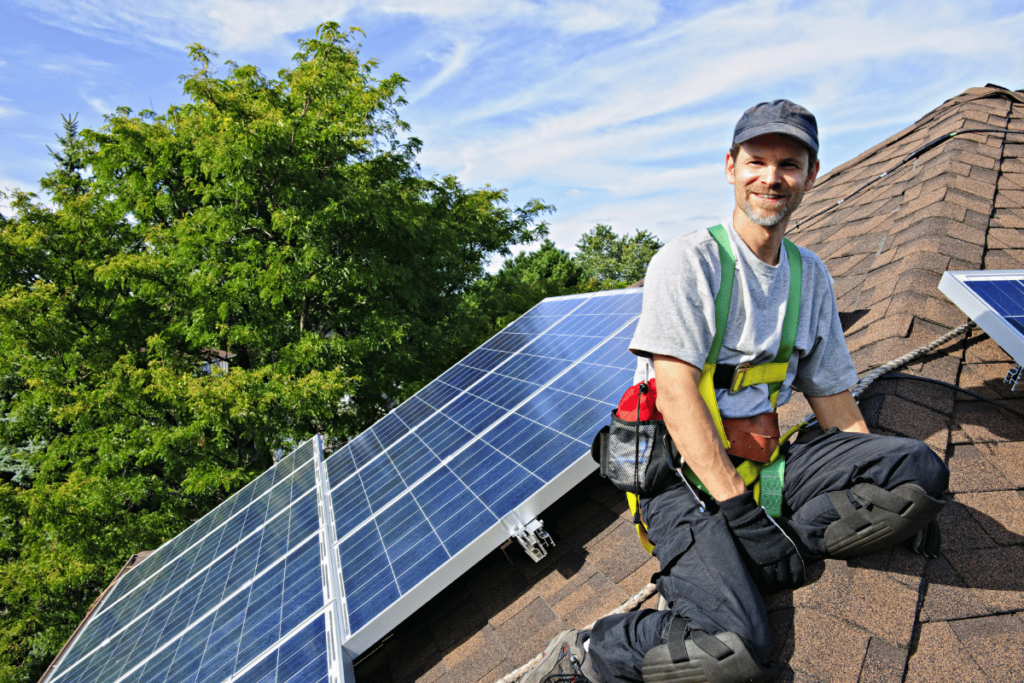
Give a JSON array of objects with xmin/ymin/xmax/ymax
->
[
  {"xmin": 331, "ymin": 473, "xmax": 372, "ymax": 536},
  {"xmin": 325, "ymin": 443, "xmax": 354, "ymax": 481},
  {"xmin": 518, "ymin": 432, "xmax": 578, "ymax": 473},
  {"xmin": 383, "ymin": 434, "xmax": 438, "ymax": 486},
  {"xmin": 370, "ymin": 413, "xmax": 410, "ymax": 451},
  {"xmin": 966, "ymin": 278, "xmax": 1024, "ymax": 317},
  {"xmin": 499, "ymin": 354, "xmax": 568, "ymax": 382},
  {"xmin": 480, "ymin": 413, "xmax": 533, "ymax": 451},
  {"xmin": 358, "ymin": 452, "xmax": 408, "ymax": 513},
  {"xmin": 391, "ymin": 395, "xmax": 435, "ymax": 429},
  {"xmin": 435, "ymin": 364, "xmax": 487, "ymax": 391},
  {"xmin": 483, "ymin": 468, "xmax": 547, "ymax": 518},
  {"xmin": 506, "ymin": 428, "xmax": 567, "ymax": 471},
  {"xmin": 234, "ymin": 615, "xmax": 328, "ymax": 683},
  {"xmin": 416, "ymin": 412, "xmax": 474, "ymax": 456},
  {"xmin": 395, "ymin": 540, "xmax": 449, "ymax": 592},
  {"xmin": 413, "ymin": 469, "xmax": 492, "ymax": 553},
  {"xmin": 461, "ymin": 347, "xmax": 512, "ymax": 372},
  {"xmin": 416, "ymin": 379, "xmax": 464, "ymax": 409},
  {"xmin": 533, "ymin": 441, "xmax": 589, "ymax": 482},
  {"xmin": 347, "ymin": 430, "xmax": 382, "ymax": 468},
  {"xmin": 441, "ymin": 392, "xmax": 506, "ymax": 434},
  {"xmin": 470, "ymin": 375, "xmax": 540, "ymax": 409}
]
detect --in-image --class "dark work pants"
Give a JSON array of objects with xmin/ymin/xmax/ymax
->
[{"xmin": 586, "ymin": 429, "xmax": 949, "ymax": 683}]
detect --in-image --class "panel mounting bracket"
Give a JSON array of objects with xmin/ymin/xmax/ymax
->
[
  {"xmin": 502, "ymin": 512, "xmax": 555, "ymax": 562},
  {"xmin": 1006, "ymin": 365, "xmax": 1022, "ymax": 391}
]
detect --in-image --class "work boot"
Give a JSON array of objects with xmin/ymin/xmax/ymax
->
[{"xmin": 522, "ymin": 629, "xmax": 593, "ymax": 683}]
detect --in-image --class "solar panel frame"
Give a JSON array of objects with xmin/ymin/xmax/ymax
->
[{"xmin": 939, "ymin": 269, "xmax": 1024, "ymax": 366}]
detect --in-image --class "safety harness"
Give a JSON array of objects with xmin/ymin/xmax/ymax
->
[{"xmin": 627, "ymin": 224, "xmax": 804, "ymax": 553}]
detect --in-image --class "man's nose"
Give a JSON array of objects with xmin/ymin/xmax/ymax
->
[{"xmin": 761, "ymin": 165, "xmax": 781, "ymax": 186}]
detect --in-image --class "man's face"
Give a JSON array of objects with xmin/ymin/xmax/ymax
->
[{"xmin": 726, "ymin": 134, "xmax": 819, "ymax": 229}]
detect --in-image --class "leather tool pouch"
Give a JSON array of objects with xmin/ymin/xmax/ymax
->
[{"xmin": 722, "ymin": 412, "xmax": 780, "ymax": 463}]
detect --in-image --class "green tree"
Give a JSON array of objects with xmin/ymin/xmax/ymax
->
[
  {"xmin": 462, "ymin": 239, "xmax": 581, "ymax": 337},
  {"xmin": 575, "ymin": 223, "xmax": 663, "ymax": 288},
  {"xmin": 0, "ymin": 24, "xmax": 549, "ymax": 681}
]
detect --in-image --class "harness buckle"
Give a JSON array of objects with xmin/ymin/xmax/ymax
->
[{"xmin": 729, "ymin": 362, "xmax": 752, "ymax": 394}]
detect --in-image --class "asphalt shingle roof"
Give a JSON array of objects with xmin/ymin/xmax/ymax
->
[{"xmin": 358, "ymin": 85, "xmax": 1024, "ymax": 683}]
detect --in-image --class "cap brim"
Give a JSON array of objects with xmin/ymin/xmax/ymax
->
[{"xmin": 734, "ymin": 122, "xmax": 818, "ymax": 153}]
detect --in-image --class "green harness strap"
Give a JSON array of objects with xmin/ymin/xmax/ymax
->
[{"xmin": 688, "ymin": 224, "xmax": 802, "ymax": 517}]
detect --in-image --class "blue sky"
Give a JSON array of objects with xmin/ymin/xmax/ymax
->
[{"xmin": 2, "ymin": 0, "xmax": 1023, "ymax": 254}]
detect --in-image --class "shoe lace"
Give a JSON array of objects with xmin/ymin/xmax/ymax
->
[{"xmin": 541, "ymin": 643, "xmax": 589, "ymax": 683}]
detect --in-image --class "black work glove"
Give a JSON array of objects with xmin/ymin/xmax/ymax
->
[{"xmin": 719, "ymin": 491, "xmax": 806, "ymax": 594}]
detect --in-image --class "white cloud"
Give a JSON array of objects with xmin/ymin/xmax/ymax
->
[
  {"xmin": 409, "ymin": 38, "xmax": 478, "ymax": 102},
  {"xmin": 84, "ymin": 95, "xmax": 112, "ymax": 115},
  {"xmin": 38, "ymin": 55, "xmax": 115, "ymax": 75},
  {"xmin": 545, "ymin": 0, "xmax": 659, "ymax": 34},
  {"xmin": 8, "ymin": 0, "xmax": 1024, "ymax": 252}
]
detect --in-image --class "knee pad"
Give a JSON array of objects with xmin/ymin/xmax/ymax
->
[
  {"xmin": 824, "ymin": 483, "xmax": 945, "ymax": 559},
  {"xmin": 642, "ymin": 620, "xmax": 777, "ymax": 683}
]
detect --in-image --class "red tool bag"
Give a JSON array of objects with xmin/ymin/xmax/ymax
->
[{"xmin": 590, "ymin": 379, "xmax": 676, "ymax": 495}]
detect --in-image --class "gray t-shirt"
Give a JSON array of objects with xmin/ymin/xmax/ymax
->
[{"xmin": 630, "ymin": 218, "xmax": 858, "ymax": 418}]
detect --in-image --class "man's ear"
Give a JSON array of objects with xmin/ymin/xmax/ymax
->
[
  {"xmin": 805, "ymin": 158, "xmax": 820, "ymax": 191},
  {"xmin": 726, "ymin": 152, "xmax": 736, "ymax": 185}
]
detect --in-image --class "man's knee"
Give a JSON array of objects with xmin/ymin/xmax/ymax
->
[
  {"xmin": 824, "ymin": 481, "xmax": 945, "ymax": 558},
  {"xmin": 641, "ymin": 618, "xmax": 776, "ymax": 683},
  {"xmin": 901, "ymin": 438, "xmax": 949, "ymax": 497}
]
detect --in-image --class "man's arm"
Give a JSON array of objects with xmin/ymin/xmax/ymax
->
[
  {"xmin": 806, "ymin": 390, "xmax": 869, "ymax": 434},
  {"xmin": 653, "ymin": 354, "xmax": 746, "ymax": 501}
]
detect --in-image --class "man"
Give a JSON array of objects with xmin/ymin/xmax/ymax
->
[{"xmin": 524, "ymin": 100, "xmax": 949, "ymax": 683}]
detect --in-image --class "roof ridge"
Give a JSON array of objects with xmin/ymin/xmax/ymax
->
[{"xmin": 815, "ymin": 85, "xmax": 1022, "ymax": 191}]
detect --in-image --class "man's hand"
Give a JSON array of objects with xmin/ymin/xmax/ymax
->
[{"xmin": 719, "ymin": 491, "xmax": 806, "ymax": 593}]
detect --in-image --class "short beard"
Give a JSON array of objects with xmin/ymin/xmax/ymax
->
[{"xmin": 743, "ymin": 204, "xmax": 787, "ymax": 227}]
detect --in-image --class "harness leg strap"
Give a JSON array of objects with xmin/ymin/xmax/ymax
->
[
  {"xmin": 824, "ymin": 483, "xmax": 945, "ymax": 559},
  {"xmin": 642, "ymin": 618, "xmax": 777, "ymax": 683}
]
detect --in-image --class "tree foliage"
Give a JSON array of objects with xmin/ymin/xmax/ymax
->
[
  {"xmin": 575, "ymin": 223, "xmax": 663, "ymax": 287},
  {"xmin": 461, "ymin": 239, "xmax": 582, "ymax": 337},
  {"xmin": 0, "ymin": 25, "xmax": 550, "ymax": 681}
]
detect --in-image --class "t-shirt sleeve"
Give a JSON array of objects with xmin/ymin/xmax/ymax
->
[
  {"xmin": 629, "ymin": 237, "xmax": 719, "ymax": 369},
  {"xmin": 791, "ymin": 259, "xmax": 859, "ymax": 397}
]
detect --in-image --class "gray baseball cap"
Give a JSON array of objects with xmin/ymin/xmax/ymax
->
[{"xmin": 733, "ymin": 99, "xmax": 818, "ymax": 154}]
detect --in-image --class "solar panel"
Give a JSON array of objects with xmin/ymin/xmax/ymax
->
[
  {"xmin": 325, "ymin": 288, "xmax": 642, "ymax": 653},
  {"xmin": 939, "ymin": 269, "xmax": 1024, "ymax": 366},
  {"xmin": 42, "ymin": 288, "xmax": 645, "ymax": 683}
]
